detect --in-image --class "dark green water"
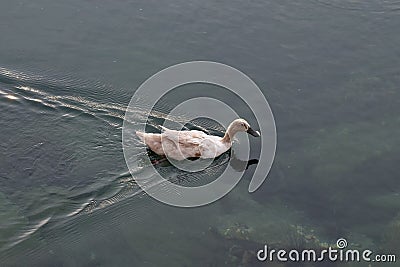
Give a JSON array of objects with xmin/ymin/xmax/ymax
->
[{"xmin": 1, "ymin": 0, "xmax": 400, "ymax": 266}]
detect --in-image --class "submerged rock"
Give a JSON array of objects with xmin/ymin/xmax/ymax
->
[
  {"xmin": 271, "ymin": 117, "xmax": 400, "ymax": 244},
  {"xmin": 210, "ymin": 184, "xmax": 340, "ymax": 266}
]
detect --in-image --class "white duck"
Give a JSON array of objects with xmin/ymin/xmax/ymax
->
[{"xmin": 136, "ymin": 118, "xmax": 260, "ymax": 161}]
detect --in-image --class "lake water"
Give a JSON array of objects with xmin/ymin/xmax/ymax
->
[{"xmin": 0, "ymin": 0, "xmax": 400, "ymax": 266}]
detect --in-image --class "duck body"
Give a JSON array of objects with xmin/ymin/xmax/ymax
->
[
  {"xmin": 136, "ymin": 118, "xmax": 260, "ymax": 161},
  {"xmin": 136, "ymin": 128, "xmax": 230, "ymax": 160}
]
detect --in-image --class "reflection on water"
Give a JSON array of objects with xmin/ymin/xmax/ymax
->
[{"xmin": 0, "ymin": 0, "xmax": 400, "ymax": 265}]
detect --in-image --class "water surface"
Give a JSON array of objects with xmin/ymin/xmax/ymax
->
[{"xmin": 0, "ymin": 0, "xmax": 400, "ymax": 266}]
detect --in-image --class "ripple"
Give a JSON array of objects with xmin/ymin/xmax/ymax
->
[
  {"xmin": 5, "ymin": 217, "xmax": 51, "ymax": 251},
  {"xmin": 0, "ymin": 66, "xmax": 231, "ymax": 255}
]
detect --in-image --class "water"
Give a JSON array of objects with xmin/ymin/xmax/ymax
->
[{"xmin": 1, "ymin": 0, "xmax": 400, "ymax": 266}]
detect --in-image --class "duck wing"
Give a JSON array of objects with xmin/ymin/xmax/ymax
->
[
  {"xmin": 162, "ymin": 129, "xmax": 230, "ymax": 159},
  {"xmin": 161, "ymin": 129, "xmax": 207, "ymax": 147}
]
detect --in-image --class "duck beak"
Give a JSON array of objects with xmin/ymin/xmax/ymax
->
[{"xmin": 247, "ymin": 127, "xmax": 260, "ymax": 137}]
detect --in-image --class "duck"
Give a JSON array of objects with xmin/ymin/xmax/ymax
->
[{"xmin": 135, "ymin": 118, "xmax": 260, "ymax": 161}]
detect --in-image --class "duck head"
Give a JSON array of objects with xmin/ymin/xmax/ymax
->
[{"xmin": 222, "ymin": 118, "xmax": 260, "ymax": 143}]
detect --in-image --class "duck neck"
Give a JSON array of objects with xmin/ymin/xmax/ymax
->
[{"xmin": 221, "ymin": 124, "xmax": 236, "ymax": 144}]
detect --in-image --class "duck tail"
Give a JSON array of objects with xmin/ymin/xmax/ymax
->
[{"xmin": 135, "ymin": 131, "xmax": 146, "ymax": 142}]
